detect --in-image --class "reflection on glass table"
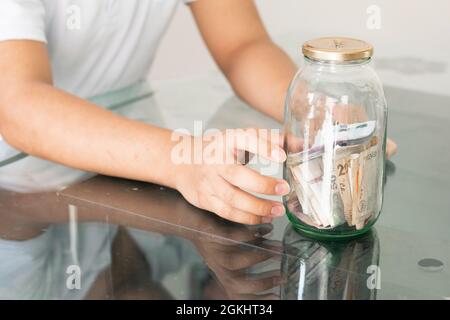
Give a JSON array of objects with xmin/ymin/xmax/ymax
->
[
  {"xmin": 281, "ymin": 226, "xmax": 380, "ymax": 300},
  {"xmin": 0, "ymin": 177, "xmax": 281, "ymax": 300},
  {"xmin": 1, "ymin": 173, "xmax": 448, "ymax": 300}
]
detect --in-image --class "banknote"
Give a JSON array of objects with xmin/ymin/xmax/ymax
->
[
  {"xmin": 287, "ymin": 132, "xmax": 379, "ymax": 230},
  {"xmin": 353, "ymin": 143, "xmax": 379, "ymax": 229},
  {"xmin": 334, "ymin": 157, "xmax": 353, "ymax": 225},
  {"xmin": 290, "ymin": 155, "xmax": 344, "ymax": 228},
  {"xmin": 330, "ymin": 173, "xmax": 346, "ymax": 227},
  {"xmin": 349, "ymin": 153, "xmax": 361, "ymax": 226},
  {"xmin": 290, "ymin": 157, "xmax": 330, "ymax": 227},
  {"xmin": 286, "ymin": 120, "xmax": 376, "ymax": 165}
]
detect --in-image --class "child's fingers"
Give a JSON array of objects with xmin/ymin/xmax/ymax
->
[
  {"xmin": 386, "ymin": 138, "xmax": 397, "ymax": 159},
  {"xmin": 285, "ymin": 132, "xmax": 304, "ymax": 153},
  {"xmin": 211, "ymin": 175, "xmax": 285, "ymax": 217},
  {"xmin": 228, "ymin": 128, "xmax": 286, "ymax": 163},
  {"xmin": 220, "ymin": 164, "xmax": 289, "ymax": 196}
]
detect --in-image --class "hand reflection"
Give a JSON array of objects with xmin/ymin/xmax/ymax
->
[
  {"xmin": 0, "ymin": 176, "xmax": 284, "ymax": 300},
  {"xmin": 192, "ymin": 224, "xmax": 281, "ymax": 300}
]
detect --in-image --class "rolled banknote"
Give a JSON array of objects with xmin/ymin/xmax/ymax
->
[
  {"xmin": 287, "ymin": 170, "xmax": 323, "ymax": 228},
  {"xmin": 290, "ymin": 156, "xmax": 347, "ymax": 229},
  {"xmin": 349, "ymin": 153, "xmax": 362, "ymax": 227},
  {"xmin": 333, "ymin": 157, "xmax": 353, "ymax": 225},
  {"xmin": 330, "ymin": 173, "xmax": 346, "ymax": 227},
  {"xmin": 290, "ymin": 157, "xmax": 330, "ymax": 227},
  {"xmin": 354, "ymin": 143, "xmax": 379, "ymax": 229}
]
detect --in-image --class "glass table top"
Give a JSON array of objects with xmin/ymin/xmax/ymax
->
[{"xmin": 0, "ymin": 76, "xmax": 448, "ymax": 300}]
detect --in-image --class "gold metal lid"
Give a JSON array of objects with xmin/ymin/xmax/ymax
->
[{"xmin": 302, "ymin": 37, "xmax": 373, "ymax": 62}]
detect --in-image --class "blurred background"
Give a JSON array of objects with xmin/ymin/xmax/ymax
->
[{"xmin": 149, "ymin": 0, "xmax": 450, "ymax": 97}]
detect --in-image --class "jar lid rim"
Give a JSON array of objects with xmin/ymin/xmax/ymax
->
[{"xmin": 302, "ymin": 37, "xmax": 374, "ymax": 62}]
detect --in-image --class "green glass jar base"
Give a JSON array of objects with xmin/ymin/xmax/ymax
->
[{"xmin": 285, "ymin": 207, "xmax": 376, "ymax": 241}]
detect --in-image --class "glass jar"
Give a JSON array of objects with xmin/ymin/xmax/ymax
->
[
  {"xmin": 283, "ymin": 37, "xmax": 387, "ymax": 239},
  {"xmin": 280, "ymin": 224, "xmax": 380, "ymax": 300}
]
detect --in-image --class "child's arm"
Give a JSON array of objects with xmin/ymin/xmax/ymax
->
[
  {"xmin": 190, "ymin": 0, "xmax": 295, "ymax": 123},
  {"xmin": 0, "ymin": 40, "xmax": 289, "ymax": 225},
  {"xmin": 0, "ymin": 40, "xmax": 180, "ymax": 189}
]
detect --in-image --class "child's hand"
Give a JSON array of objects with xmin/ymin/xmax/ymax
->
[{"xmin": 173, "ymin": 128, "xmax": 290, "ymax": 225}]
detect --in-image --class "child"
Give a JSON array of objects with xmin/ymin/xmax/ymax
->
[{"xmin": 0, "ymin": 0, "xmax": 397, "ymax": 225}]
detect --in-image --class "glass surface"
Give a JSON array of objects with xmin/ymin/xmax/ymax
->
[
  {"xmin": 0, "ymin": 75, "xmax": 449, "ymax": 300},
  {"xmin": 281, "ymin": 226, "xmax": 380, "ymax": 300},
  {"xmin": 283, "ymin": 57, "xmax": 387, "ymax": 238}
]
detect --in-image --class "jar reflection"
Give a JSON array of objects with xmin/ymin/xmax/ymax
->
[{"xmin": 281, "ymin": 225, "xmax": 380, "ymax": 300}]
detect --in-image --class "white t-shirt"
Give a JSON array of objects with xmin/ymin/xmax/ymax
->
[
  {"xmin": 0, "ymin": 0, "xmax": 192, "ymax": 98},
  {"xmin": 0, "ymin": 0, "xmax": 193, "ymax": 192}
]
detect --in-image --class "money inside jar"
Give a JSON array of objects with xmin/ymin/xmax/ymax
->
[{"xmin": 286, "ymin": 121, "xmax": 380, "ymax": 230}]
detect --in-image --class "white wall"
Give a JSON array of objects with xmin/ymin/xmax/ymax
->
[{"xmin": 149, "ymin": 0, "xmax": 450, "ymax": 96}]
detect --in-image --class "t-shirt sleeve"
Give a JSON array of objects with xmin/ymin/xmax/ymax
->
[{"xmin": 0, "ymin": 0, "xmax": 47, "ymax": 43}]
